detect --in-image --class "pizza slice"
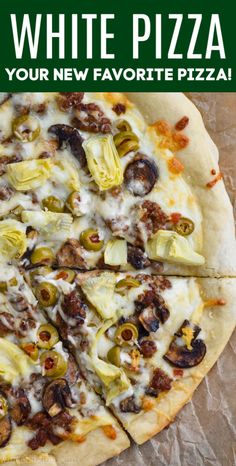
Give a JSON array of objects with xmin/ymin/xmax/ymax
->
[
  {"xmin": 0, "ymin": 92, "xmax": 234, "ymax": 276},
  {"xmin": 25, "ymin": 267, "xmax": 236, "ymax": 444},
  {"xmin": 0, "ymin": 265, "xmax": 129, "ymax": 465}
]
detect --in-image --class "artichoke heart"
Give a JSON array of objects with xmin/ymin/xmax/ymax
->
[
  {"xmin": 91, "ymin": 321, "xmax": 130, "ymax": 405},
  {"xmin": 104, "ymin": 239, "xmax": 127, "ymax": 266},
  {"xmin": 0, "ymin": 338, "xmax": 34, "ymax": 383},
  {"xmin": 6, "ymin": 159, "xmax": 52, "ymax": 191},
  {"xmin": 94, "ymin": 358, "xmax": 122, "ymax": 386},
  {"xmin": 80, "ymin": 272, "xmax": 117, "ymax": 319},
  {"xmin": 21, "ymin": 210, "xmax": 73, "ymax": 237},
  {"xmin": 0, "ymin": 219, "xmax": 26, "ymax": 259},
  {"xmin": 146, "ymin": 230, "xmax": 205, "ymax": 266},
  {"xmin": 105, "ymin": 371, "xmax": 131, "ymax": 406},
  {"xmin": 83, "ymin": 135, "xmax": 123, "ymax": 191}
]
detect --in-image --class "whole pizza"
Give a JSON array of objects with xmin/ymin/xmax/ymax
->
[{"xmin": 0, "ymin": 92, "xmax": 235, "ymax": 465}]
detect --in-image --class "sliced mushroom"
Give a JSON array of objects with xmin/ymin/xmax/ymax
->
[
  {"xmin": 42, "ymin": 379, "xmax": 73, "ymax": 418},
  {"xmin": 48, "ymin": 124, "xmax": 86, "ymax": 167},
  {"xmin": 0, "ymin": 416, "xmax": 12, "ymax": 447},
  {"xmin": 164, "ymin": 320, "xmax": 206, "ymax": 368},
  {"xmin": 124, "ymin": 155, "xmax": 159, "ymax": 196},
  {"xmin": 138, "ymin": 307, "xmax": 159, "ymax": 333},
  {"xmin": 154, "ymin": 296, "xmax": 170, "ymax": 324},
  {"xmin": 120, "ymin": 396, "xmax": 141, "ymax": 413},
  {"xmin": 127, "ymin": 244, "xmax": 150, "ymax": 270},
  {"xmin": 135, "ymin": 289, "xmax": 169, "ymax": 324},
  {"xmin": 10, "ymin": 389, "xmax": 31, "ymax": 426},
  {"xmin": 137, "ymin": 324, "xmax": 150, "ymax": 340},
  {"xmin": 56, "ymin": 239, "xmax": 87, "ymax": 269}
]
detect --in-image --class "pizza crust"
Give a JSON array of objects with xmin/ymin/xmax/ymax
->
[
  {"xmin": 124, "ymin": 277, "xmax": 236, "ymax": 443},
  {"xmin": 51, "ymin": 425, "xmax": 129, "ymax": 466},
  {"xmin": 2, "ymin": 425, "xmax": 129, "ymax": 466},
  {"xmin": 2, "ymin": 453, "xmax": 57, "ymax": 466},
  {"xmin": 126, "ymin": 93, "xmax": 236, "ymax": 277}
]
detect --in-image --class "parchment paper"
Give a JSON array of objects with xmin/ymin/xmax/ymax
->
[{"xmin": 104, "ymin": 93, "xmax": 236, "ymax": 466}]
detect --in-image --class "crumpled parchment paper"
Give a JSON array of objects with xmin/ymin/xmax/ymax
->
[{"xmin": 104, "ymin": 93, "xmax": 236, "ymax": 466}]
